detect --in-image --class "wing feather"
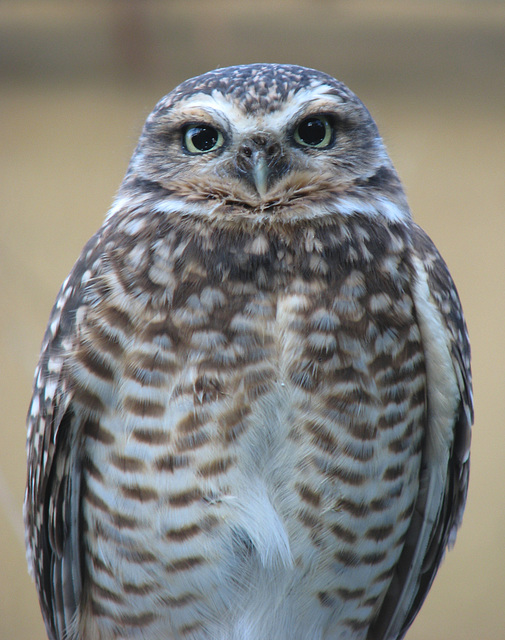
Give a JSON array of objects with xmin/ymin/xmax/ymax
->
[
  {"xmin": 369, "ymin": 224, "xmax": 472, "ymax": 640},
  {"xmin": 24, "ymin": 233, "xmax": 104, "ymax": 640}
]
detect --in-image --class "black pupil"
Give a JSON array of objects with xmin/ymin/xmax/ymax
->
[
  {"xmin": 189, "ymin": 126, "xmax": 218, "ymax": 151},
  {"xmin": 298, "ymin": 118, "xmax": 327, "ymax": 145}
]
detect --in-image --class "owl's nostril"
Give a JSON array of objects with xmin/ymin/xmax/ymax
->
[
  {"xmin": 266, "ymin": 142, "xmax": 281, "ymax": 157},
  {"xmin": 240, "ymin": 144, "xmax": 253, "ymax": 158},
  {"xmin": 240, "ymin": 136, "xmax": 280, "ymax": 160}
]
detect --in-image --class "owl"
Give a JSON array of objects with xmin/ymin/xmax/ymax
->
[{"xmin": 24, "ymin": 64, "xmax": 472, "ymax": 640}]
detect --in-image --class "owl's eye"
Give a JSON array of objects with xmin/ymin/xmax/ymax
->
[
  {"xmin": 183, "ymin": 125, "xmax": 224, "ymax": 154},
  {"xmin": 294, "ymin": 116, "xmax": 333, "ymax": 149}
]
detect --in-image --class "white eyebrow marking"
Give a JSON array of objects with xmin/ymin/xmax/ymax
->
[{"xmin": 178, "ymin": 84, "xmax": 345, "ymax": 137}]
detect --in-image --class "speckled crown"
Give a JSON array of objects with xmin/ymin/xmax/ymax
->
[{"xmin": 155, "ymin": 63, "xmax": 357, "ymax": 114}]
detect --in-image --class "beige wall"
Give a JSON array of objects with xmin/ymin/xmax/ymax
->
[{"xmin": 1, "ymin": 2, "xmax": 504, "ymax": 638}]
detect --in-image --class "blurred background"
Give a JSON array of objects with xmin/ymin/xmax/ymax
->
[{"xmin": 1, "ymin": 1, "xmax": 504, "ymax": 638}]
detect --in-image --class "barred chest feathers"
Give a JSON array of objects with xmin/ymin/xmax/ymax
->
[{"xmin": 72, "ymin": 215, "xmax": 426, "ymax": 639}]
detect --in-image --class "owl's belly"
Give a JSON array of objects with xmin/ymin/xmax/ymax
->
[
  {"xmin": 81, "ymin": 371, "xmax": 424, "ymax": 640},
  {"xmin": 80, "ymin": 282, "xmax": 426, "ymax": 638}
]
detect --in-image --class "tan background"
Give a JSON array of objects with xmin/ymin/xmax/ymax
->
[{"xmin": 1, "ymin": 1, "xmax": 504, "ymax": 638}]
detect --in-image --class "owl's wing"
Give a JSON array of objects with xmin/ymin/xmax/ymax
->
[
  {"xmin": 24, "ymin": 233, "xmax": 104, "ymax": 640},
  {"xmin": 369, "ymin": 224, "xmax": 473, "ymax": 640}
]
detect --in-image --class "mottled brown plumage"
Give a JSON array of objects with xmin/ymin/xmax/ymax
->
[{"xmin": 25, "ymin": 64, "xmax": 472, "ymax": 640}]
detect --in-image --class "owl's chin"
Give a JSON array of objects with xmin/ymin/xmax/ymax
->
[
  {"xmin": 181, "ymin": 194, "xmax": 408, "ymax": 233},
  {"xmin": 155, "ymin": 171, "xmax": 362, "ymax": 226}
]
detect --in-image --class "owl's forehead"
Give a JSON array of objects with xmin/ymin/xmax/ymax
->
[
  {"xmin": 153, "ymin": 64, "xmax": 358, "ymax": 125},
  {"xmin": 179, "ymin": 85, "xmax": 345, "ymax": 132}
]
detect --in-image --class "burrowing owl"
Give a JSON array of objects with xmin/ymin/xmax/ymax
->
[{"xmin": 25, "ymin": 64, "xmax": 472, "ymax": 640}]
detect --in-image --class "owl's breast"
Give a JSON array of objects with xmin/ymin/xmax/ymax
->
[{"xmin": 78, "ymin": 219, "xmax": 427, "ymax": 638}]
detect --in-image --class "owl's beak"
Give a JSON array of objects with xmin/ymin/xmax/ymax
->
[
  {"xmin": 252, "ymin": 156, "xmax": 268, "ymax": 198},
  {"xmin": 236, "ymin": 134, "xmax": 286, "ymax": 198}
]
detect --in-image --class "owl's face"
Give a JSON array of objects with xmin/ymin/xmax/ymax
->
[{"xmin": 116, "ymin": 65, "xmax": 408, "ymax": 227}]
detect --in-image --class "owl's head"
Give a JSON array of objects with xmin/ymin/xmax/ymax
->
[{"xmin": 113, "ymin": 64, "xmax": 409, "ymax": 227}]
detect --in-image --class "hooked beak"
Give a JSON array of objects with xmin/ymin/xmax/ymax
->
[
  {"xmin": 236, "ymin": 134, "xmax": 286, "ymax": 198},
  {"xmin": 251, "ymin": 155, "xmax": 268, "ymax": 198}
]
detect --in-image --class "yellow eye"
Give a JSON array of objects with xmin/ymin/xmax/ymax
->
[
  {"xmin": 183, "ymin": 125, "xmax": 224, "ymax": 154},
  {"xmin": 294, "ymin": 116, "xmax": 333, "ymax": 148}
]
